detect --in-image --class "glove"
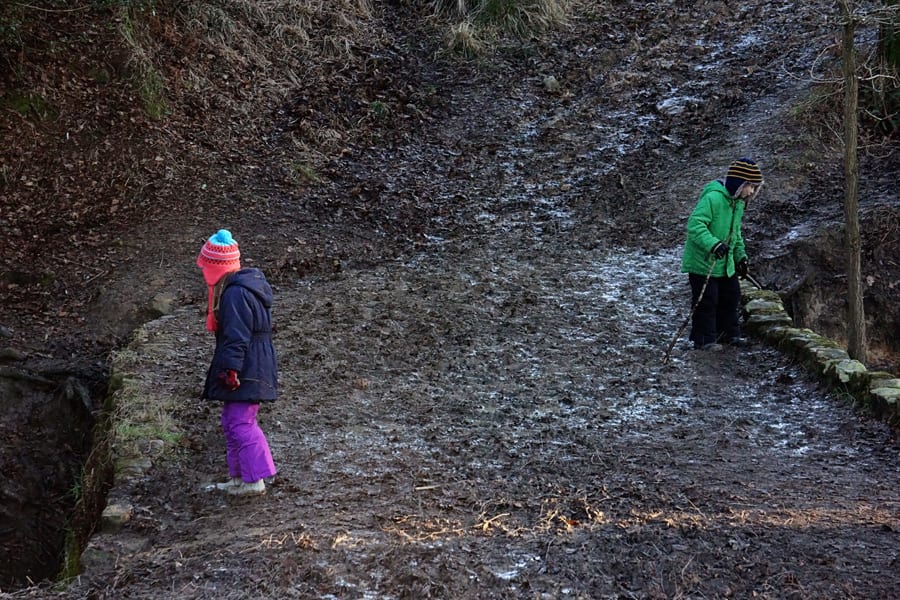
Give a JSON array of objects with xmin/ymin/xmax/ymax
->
[
  {"xmin": 711, "ymin": 242, "xmax": 728, "ymax": 259},
  {"xmin": 218, "ymin": 369, "xmax": 241, "ymax": 391},
  {"xmin": 736, "ymin": 258, "xmax": 749, "ymax": 278}
]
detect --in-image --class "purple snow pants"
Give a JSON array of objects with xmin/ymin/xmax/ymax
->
[{"xmin": 221, "ymin": 402, "xmax": 277, "ymax": 483}]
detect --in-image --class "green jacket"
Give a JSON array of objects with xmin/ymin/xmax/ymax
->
[{"xmin": 680, "ymin": 179, "xmax": 747, "ymax": 277}]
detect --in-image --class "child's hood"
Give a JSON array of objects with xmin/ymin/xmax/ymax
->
[
  {"xmin": 228, "ymin": 268, "xmax": 274, "ymax": 308},
  {"xmin": 704, "ymin": 179, "xmax": 730, "ymax": 199}
]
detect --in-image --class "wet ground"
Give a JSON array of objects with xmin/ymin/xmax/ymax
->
[
  {"xmin": 66, "ymin": 240, "xmax": 900, "ymax": 599},
  {"xmin": 2, "ymin": 0, "xmax": 899, "ymax": 597}
]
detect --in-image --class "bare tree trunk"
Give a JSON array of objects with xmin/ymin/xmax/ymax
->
[
  {"xmin": 840, "ymin": 0, "xmax": 868, "ymax": 361},
  {"xmin": 882, "ymin": 0, "xmax": 900, "ymax": 68}
]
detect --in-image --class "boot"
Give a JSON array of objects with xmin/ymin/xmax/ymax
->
[
  {"xmin": 726, "ymin": 336, "xmax": 751, "ymax": 347},
  {"xmin": 226, "ymin": 479, "xmax": 266, "ymax": 496},
  {"xmin": 215, "ymin": 477, "xmax": 243, "ymax": 491}
]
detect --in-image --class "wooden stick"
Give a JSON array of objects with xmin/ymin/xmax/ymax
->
[{"xmin": 663, "ymin": 258, "xmax": 716, "ymax": 365}]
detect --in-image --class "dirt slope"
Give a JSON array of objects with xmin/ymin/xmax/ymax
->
[{"xmin": 2, "ymin": 0, "xmax": 899, "ymax": 598}]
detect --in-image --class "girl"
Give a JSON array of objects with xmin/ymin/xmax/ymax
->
[{"xmin": 197, "ymin": 229, "xmax": 278, "ymax": 495}]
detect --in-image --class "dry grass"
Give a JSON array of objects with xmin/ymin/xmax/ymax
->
[
  {"xmin": 431, "ymin": 0, "xmax": 568, "ymax": 29},
  {"xmin": 445, "ymin": 21, "xmax": 484, "ymax": 58},
  {"xmin": 180, "ymin": 0, "xmax": 372, "ymax": 59},
  {"xmin": 114, "ymin": 0, "xmax": 380, "ymax": 119},
  {"xmin": 477, "ymin": 0, "xmax": 568, "ymax": 36},
  {"xmin": 118, "ymin": 7, "xmax": 169, "ymax": 118},
  {"xmin": 108, "ymin": 340, "xmax": 182, "ymax": 462},
  {"xmin": 431, "ymin": 0, "xmax": 570, "ymax": 55}
]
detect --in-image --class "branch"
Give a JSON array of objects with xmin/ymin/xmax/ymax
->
[
  {"xmin": 13, "ymin": 3, "xmax": 90, "ymax": 12},
  {"xmin": 833, "ymin": 3, "xmax": 900, "ymax": 27}
]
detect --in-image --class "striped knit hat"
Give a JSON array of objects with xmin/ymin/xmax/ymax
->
[
  {"xmin": 724, "ymin": 158, "xmax": 763, "ymax": 196},
  {"xmin": 197, "ymin": 229, "xmax": 241, "ymax": 331}
]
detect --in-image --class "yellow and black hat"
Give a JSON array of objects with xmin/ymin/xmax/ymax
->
[{"xmin": 724, "ymin": 158, "xmax": 763, "ymax": 195}]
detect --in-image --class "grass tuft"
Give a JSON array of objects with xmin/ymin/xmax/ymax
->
[
  {"xmin": 108, "ymin": 347, "xmax": 182, "ymax": 460},
  {"xmin": 475, "ymin": 0, "xmax": 567, "ymax": 36},
  {"xmin": 119, "ymin": 6, "xmax": 169, "ymax": 118},
  {"xmin": 290, "ymin": 161, "xmax": 323, "ymax": 184},
  {"xmin": 445, "ymin": 20, "xmax": 484, "ymax": 57},
  {"xmin": 432, "ymin": 0, "xmax": 568, "ymax": 55}
]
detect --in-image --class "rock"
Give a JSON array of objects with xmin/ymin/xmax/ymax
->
[
  {"xmin": 139, "ymin": 438, "xmax": 166, "ymax": 456},
  {"xmin": 116, "ymin": 457, "xmax": 153, "ymax": 480},
  {"xmin": 0, "ymin": 347, "xmax": 26, "ymax": 362},
  {"xmin": 812, "ymin": 346, "xmax": 851, "ymax": 363},
  {"xmin": 543, "ymin": 75, "xmax": 560, "ymax": 93},
  {"xmin": 100, "ymin": 502, "xmax": 134, "ymax": 533},
  {"xmin": 744, "ymin": 312, "xmax": 792, "ymax": 336},
  {"xmin": 80, "ymin": 533, "xmax": 149, "ymax": 578},
  {"xmin": 868, "ymin": 385, "xmax": 900, "ymax": 423},
  {"xmin": 827, "ymin": 358, "xmax": 868, "ymax": 384},
  {"xmin": 149, "ymin": 292, "xmax": 176, "ymax": 317}
]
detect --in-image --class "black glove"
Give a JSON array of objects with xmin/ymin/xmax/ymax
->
[
  {"xmin": 736, "ymin": 258, "xmax": 749, "ymax": 278},
  {"xmin": 711, "ymin": 242, "xmax": 728, "ymax": 259}
]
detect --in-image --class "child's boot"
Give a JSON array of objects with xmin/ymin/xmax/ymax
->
[
  {"xmin": 215, "ymin": 477, "xmax": 243, "ymax": 491},
  {"xmin": 227, "ymin": 479, "xmax": 266, "ymax": 496}
]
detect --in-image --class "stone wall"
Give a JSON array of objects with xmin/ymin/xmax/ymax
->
[{"xmin": 742, "ymin": 282, "xmax": 900, "ymax": 426}]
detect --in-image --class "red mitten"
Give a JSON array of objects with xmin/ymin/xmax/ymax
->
[{"xmin": 218, "ymin": 369, "xmax": 241, "ymax": 391}]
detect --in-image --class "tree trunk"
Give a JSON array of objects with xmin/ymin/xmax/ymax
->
[
  {"xmin": 841, "ymin": 0, "xmax": 867, "ymax": 362},
  {"xmin": 882, "ymin": 0, "xmax": 900, "ymax": 67}
]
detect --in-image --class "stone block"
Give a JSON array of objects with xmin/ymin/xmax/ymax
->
[
  {"xmin": 868, "ymin": 387, "xmax": 900, "ymax": 424},
  {"xmin": 745, "ymin": 312, "xmax": 793, "ymax": 336},
  {"xmin": 824, "ymin": 359, "xmax": 869, "ymax": 391},
  {"xmin": 811, "ymin": 346, "xmax": 851, "ymax": 365},
  {"xmin": 101, "ymin": 502, "xmax": 133, "ymax": 533},
  {"xmin": 80, "ymin": 533, "xmax": 149, "ymax": 580}
]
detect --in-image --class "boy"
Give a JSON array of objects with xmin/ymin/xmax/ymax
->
[{"xmin": 680, "ymin": 158, "xmax": 763, "ymax": 351}]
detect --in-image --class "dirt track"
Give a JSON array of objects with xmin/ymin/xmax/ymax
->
[
  {"xmin": 71, "ymin": 242, "xmax": 899, "ymax": 599},
  {"xmin": 3, "ymin": 0, "xmax": 900, "ymax": 598}
]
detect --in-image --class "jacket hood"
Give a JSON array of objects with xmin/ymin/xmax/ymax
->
[
  {"xmin": 705, "ymin": 179, "xmax": 731, "ymax": 199},
  {"xmin": 227, "ymin": 268, "xmax": 273, "ymax": 308}
]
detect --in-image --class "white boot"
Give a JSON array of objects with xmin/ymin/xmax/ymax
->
[
  {"xmin": 215, "ymin": 477, "xmax": 243, "ymax": 491},
  {"xmin": 226, "ymin": 479, "xmax": 266, "ymax": 496}
]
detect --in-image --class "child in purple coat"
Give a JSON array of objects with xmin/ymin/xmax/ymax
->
[{"xmin": 197, "ymin": 229, "xmax": 277, "ymax": 496}]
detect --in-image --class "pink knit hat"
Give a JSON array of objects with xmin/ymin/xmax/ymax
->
[{"xmin": 197, "ymin": 229, "xmax": 241, "ymax": 331}]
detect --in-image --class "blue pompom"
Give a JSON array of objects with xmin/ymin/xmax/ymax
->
[{"xmin": 209, "ymin": 229, "xmax": 236, "ymax": 246}]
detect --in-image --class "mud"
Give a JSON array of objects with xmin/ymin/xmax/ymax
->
[{"xmin": 66, "ymin": 243, "xmax": 900, "ymax": 599}]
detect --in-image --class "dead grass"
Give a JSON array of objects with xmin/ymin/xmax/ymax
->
[
  {"xmin": 180, "ymin": 0, "xmax": 373, "ymax": 59},
  {"xmin": 431, "ymin": 0, "xmax": 569, "ymax": 55},
  {"xmin": 477, "ymin": 0, "xmax": 568, "ymax": 36},
  {"xmin": 445, "ymin": 21, "xmax": 484, "ymax": 58},
  {"xmin": 118, "ymin": 7, "xmax": 169, "ymax": 118},
  {"xmin": 112, "ymin": 0, "xmax": 382, "ymax": 122},
  {"xmin": 108, "ymin": 337, "xmax": 183, "ymax": 462}
]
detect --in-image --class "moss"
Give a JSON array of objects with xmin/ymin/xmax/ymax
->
[{"xmin": 0, "ymin": 93, "xmax": 58, "ymax": 121}]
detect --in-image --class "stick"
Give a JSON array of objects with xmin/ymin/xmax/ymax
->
[
  {"xmin": 662, "ymin": 259, "xmax": 716, "ymax": 365},
  {"xmin": 744, "ymin": 273, "xmax": 765, "ymax": 290}
]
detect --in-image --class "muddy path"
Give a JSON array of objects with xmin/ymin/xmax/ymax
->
[
  {"xmin": 4, "ymin": 0, "xmax": 900, "ymax": 598},
  {"xmin": 72, "ymin": 243, "xmax": 899, "ymax": 599}
]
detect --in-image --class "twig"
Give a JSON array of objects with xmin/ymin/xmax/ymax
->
[
  {"xmin": 15, "ymin": 3, "xmax": 90, "ymax": 12},
  {"xmin": 82, "ymin": 269, "xmax": 110, "ymax": 286},
  {"xmin": 662, "ymin": 258, "xmax": 716, "ymax": 365}
]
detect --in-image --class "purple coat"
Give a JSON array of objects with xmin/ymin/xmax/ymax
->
[{"xmin": 203, "ymin": 268, "xmax": 278, "ymax": 403}]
